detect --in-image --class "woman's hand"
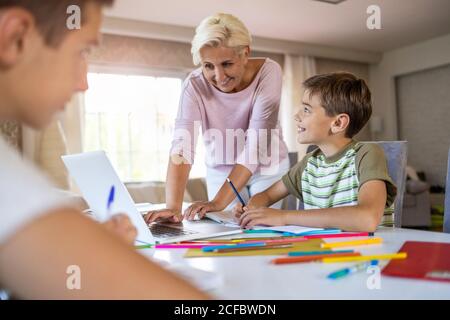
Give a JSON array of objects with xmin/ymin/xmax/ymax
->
[
  {"xmin": 144, "ymin": 208, "xmax": 183, "ymax": 224},
  {"xmin": 184, "ymin": 201, "xmax": 221, "ymax": 221},
  {"xmin": 102, "ymin": 214, "xmax": 137, "ymax": 245},
  {"xmin": 238, "ymin": 208, "xmax": 288, "ymax": 229}
]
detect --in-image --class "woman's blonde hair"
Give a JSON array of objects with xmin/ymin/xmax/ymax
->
[{"xmin": 191, "ymin": 13, "xmax": 252, "ymax": 66}]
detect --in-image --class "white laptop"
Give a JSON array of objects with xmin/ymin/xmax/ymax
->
[{"xmin": 61, "ymin": 151, "xmax": 242, "ymax": 244}]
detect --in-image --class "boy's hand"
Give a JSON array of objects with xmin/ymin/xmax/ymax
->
[
  {"xmin": 102, "ymin": 214, "xmax": 137, "ymax": 245},
  {"xmin": 239, "ymin": 208, "xmax": 288, "ymax": 229},
  {"xmin": 232, "ymin": 198, "xmax": 262, "ymax": 219},
  {"xmin": 232, "ymin": 203, "xmax": 246, "ymax": 218}
]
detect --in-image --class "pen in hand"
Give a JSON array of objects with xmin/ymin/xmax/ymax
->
[
  {"xmin": 226, "ymin": 178, "xmax": 246, "ymax": 207},
  {"xmin": 107, "ymin": 185, "xmax": 115, "ymax": 217}
]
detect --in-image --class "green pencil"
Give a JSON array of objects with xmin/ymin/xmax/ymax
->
[{"xmin": 135, "ymin": 244, "xmax": 153, "ymax": 249}]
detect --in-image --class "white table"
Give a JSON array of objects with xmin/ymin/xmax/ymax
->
[{"xmin": 142, "ymin": 227, "xmax": 450, "ymax": 299}]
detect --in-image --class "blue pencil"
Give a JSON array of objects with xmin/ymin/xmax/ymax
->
[
  {"xmin": 288, "ymin": 250, "xmax": 354, "ymax": 256},
  {"xmin": 226, "ymin": 178, "xmax": 246, "ymax": 206},
  {"xmin": 202, "ymin": 242, "xmax": 266, "ymax": 252}
]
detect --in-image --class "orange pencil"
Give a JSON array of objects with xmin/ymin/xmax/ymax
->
[{"xmin": 272, "ymin": 252, "xmax": 361, "ymax": 265}]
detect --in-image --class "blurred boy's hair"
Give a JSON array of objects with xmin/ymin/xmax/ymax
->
[
  {"xmin": 303, "ymin": 72, "xmax": 372, "ymax": 138},
  {"xmin": 0, "ymin": 0, "xmax": 113, "ymax": 47}
]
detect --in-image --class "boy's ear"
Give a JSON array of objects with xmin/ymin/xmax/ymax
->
[
  {"xmin": 0, "ymin": 8, "xmax": 34, "ymax": 68},
  {"xmin": 331, "ymin": 113, "xmax": 350, "ymax": 135}
]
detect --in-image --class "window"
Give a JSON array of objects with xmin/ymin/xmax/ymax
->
[{"xmin": 83, "ymin": 71, "xmax": 206, "ymax": 182}]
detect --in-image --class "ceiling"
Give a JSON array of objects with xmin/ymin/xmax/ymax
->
[{"xmin": 104, "ymin": 0, "xmax": 450, "ymax": 53}]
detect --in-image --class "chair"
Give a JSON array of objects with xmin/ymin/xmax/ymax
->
[
  {"xmin": 297, "ymin": 141, "xmax": 408, "ymax": 228},
  {"xmin": 444, "ymin": 148, "xmax": 450, "ymax": 233},
  {"xmin": 374, "ymin": 141, "xmax": 408, "ymax": 228}
]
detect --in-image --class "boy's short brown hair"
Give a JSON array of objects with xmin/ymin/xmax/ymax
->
[
  {"xmin": 303, "ymin": 72, "xmax": 372, "ymax": 138},
  {"xmin": 0, "ymin": 0, "xmax": 113, "ymax": 47}
]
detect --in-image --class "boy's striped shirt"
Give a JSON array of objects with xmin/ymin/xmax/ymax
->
[{"xmin": 282, "ymin": 141, "xmax": 397, "ymax": 227}]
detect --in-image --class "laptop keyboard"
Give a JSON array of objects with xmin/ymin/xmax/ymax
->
[{"xmin": 148, "ymin": 223, "xmax": 198, "ymax": 239}]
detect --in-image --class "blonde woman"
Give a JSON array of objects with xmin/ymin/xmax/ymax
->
[{"xmin": 145, "ymin": 13, "xmax": 289, "ymax": 223}]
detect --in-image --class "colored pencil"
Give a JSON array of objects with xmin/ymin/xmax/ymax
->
[
  {"xmin": 214, "ymin": 243, "xmax": 293, "ymax": 253},
  {"xmin": 272, "ymin": 252, "xmax": 361, "ymax": 265},
  {"xmin": 288, "ymin": 249, "xmax": 354, "ymax": 256},
  {"xmin": 135, "ymin": 244, "xmax": 153, "ymax": 249},
  {"xmin": 304, "ymin": 232, "xmax": 373, "ymax": 239},
  {"xmin": 322, "ymin": 252, "xmax": 407, "ymax": 263},
  {"xmin": 155, "ymin": 243, "xmax": 230, "ymax": 249},
  {"xmin": 321, "ymin": 237, "xmax": 383, "ymax": 249}
]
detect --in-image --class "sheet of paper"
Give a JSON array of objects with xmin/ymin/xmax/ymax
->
[
  {"xmin": 204, "ymin": 212, "xmax": 336, "ymax": 234},
  {"xmin": 205, "ymin": 210, "xmax": 239, "ymax": 225}
]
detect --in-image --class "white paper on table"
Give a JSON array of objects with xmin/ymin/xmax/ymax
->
[
  {"xmin": 205, "ymin": 214, "xmax": 326, "ymax": 234},
  {"xmin": 204, "ymin": 212, "xmax": 326, "ymax": 233},
  {"xmin": 205, "ymin": 210, "xmax": 239, "ymax": 226}
]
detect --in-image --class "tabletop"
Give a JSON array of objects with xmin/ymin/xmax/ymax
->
[{"xmin": 141, "ymin": 227, "xmax": 450, "ymax": 299}]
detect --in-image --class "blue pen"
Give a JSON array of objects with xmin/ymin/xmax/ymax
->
[
  {"xmin": 327, "ymin": 260, "xmax": 379, "ymax": 280},
  {"xmin": 107, "ymin": 185, "xmax": 115, "ymax": 214},
  {"xmin": 202, "ymin": 242, "xmax": 266, "ymax": 252},
  {"xmin": 226, "ymin": 178, "xmax": 246, "ymax": 207}
]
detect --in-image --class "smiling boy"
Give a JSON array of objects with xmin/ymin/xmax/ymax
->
[{"xmin": 234, "ymin": 72, "xmax": 396, "ymax": 232}]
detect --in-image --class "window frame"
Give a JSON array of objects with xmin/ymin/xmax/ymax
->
[{"xmin": 82, "ymin": 64, "xmax": 201, "ymax": 183}]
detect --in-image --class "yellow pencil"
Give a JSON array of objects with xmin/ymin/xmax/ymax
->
[
  {"xmin": 322, "ymin": 252, "xmax": 407, "ymax": 263},
  {"xmin": 321, "ymin": 237, "xmax": 383, "ymax": 249}
]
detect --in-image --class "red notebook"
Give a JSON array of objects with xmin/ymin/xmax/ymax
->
[{"xmin": 382, "ymin": 241, "xmax": 450, "ymax": 283}]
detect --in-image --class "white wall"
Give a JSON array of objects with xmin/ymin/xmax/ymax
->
[
  {"xmin": 369, "ymin": 33, "xmax": 450, "ymax": 140},
  {"xmin": 396, "ymin": 64, "xmax": 450, "ymax": 186},
  {"xmin": 102, "ymin": 17, "xmax": 381, "ymax": 64}
]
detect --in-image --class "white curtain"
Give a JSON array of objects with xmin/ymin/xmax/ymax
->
[
  {"xmin": 21, "ymin": 93, "xmax": 85, "ymax": 190},
  {"xmin": 60, "ymin": 93, "xmax": 85, "ymax": 155},
  {"xmin": 280, "ymin": 54, "xmax": 316, "ymax": 161}
]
